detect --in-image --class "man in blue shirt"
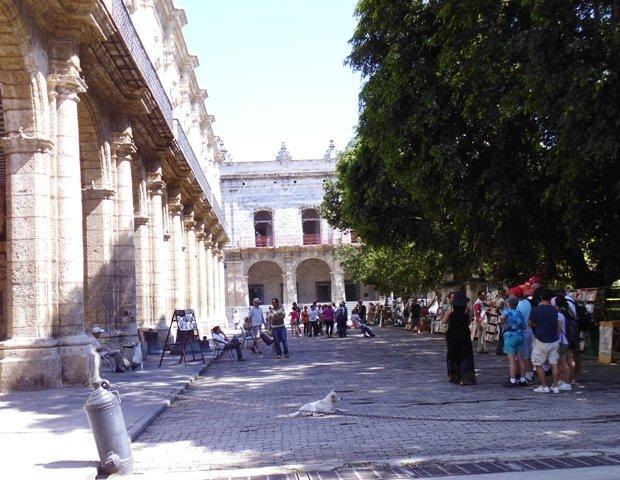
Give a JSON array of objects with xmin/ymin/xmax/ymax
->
[{"xmin": 529, "ymin": 289, "xmax": 561, "ymax": 393}]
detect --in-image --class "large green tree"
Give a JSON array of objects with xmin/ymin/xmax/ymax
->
[{"xmin": 324, "ymin": 0, "xmax": 620, "ymax": 288}]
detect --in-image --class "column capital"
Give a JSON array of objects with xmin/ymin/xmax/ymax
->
[
  {"xmin": 169, "ymin": 200, "xmax": 184, "ymax": 216},
  {"xmin": 204, "ymin": 233, "xmax": 213, "ymax": 248},
  {"xmin": 112, "ymin": 131, "xmax": 136, "ymax": 159},
  {"xmin": 47, "ymin": 73, "xmax": 87, "ymax": 98},
  {"xmin": 184, "ymin": 211, "xmax": 196, "ymax": 231},
  {"xmin": 146, "ymin": 172, "xmax": 165, "ymax": 195}
]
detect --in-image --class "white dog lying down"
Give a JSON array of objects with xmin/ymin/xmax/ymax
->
[{"xmin": 290, "ymin": 390, "xmax": 346, "ymax": 417}]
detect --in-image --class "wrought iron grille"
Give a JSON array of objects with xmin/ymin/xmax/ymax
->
[{"xmin": 110, "ymin": 0, "xmax": 173, "ymax": 128}]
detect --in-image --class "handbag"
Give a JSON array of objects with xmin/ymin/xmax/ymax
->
[{"xmin": 260, "ymin": 331, "xmax": 274, "ymax": 345}]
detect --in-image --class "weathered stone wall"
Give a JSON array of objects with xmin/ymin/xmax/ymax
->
[{"xmin": 0, "ymin": 0, "xmax": 229, "ymax": 391}]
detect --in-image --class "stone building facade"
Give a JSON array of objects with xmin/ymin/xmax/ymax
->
[
  {"xmin": 222, "ymin": 143, "xmax": 378, "ymax": 321},
  {"xmin": 0, "ymin": 0, "xmax": 228, "ymax": 391}
]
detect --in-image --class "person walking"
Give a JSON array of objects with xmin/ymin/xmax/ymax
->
[
  {"xmin": 410, "ymin": 298, "xmax": 422, "ymax": 333},
  {"xmin": 290, "ymin": 307, "xmax": 301, "ymax": 337},
  {"xmin": 270, "ymin": 297, "xmax": 289, "ymax": 358},
  {"xmin": 357, "ymin": 300, "xmax": 367, "ymax": 323},
  {"xmin": 445, "ymin": 292, "xmax": 476, "ymax": 385}
]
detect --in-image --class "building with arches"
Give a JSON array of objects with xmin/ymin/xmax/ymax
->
[
  {"xmin": 0, "ymin": 0, "xmax": 228, "ymax": 391},
  {"xmin": 222, "ymin": 142, "xmax": 378, "ymax": 321}
]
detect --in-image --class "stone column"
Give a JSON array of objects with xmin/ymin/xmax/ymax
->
[
  {"xmin": 48, "ymin": 51, "xmax": 91, "ymax": 384},
  {"xmin": 168, "ymin": 188, "xmax": 186, "ymax": 311},
  {"xmin": 184, "ymin": 210, "xmax": 198, "ymax": 311},
  {"xmin": 282, "ymin": 270, "xmax": 298, "ymax": 311},
  {"xmin": 218, "ymin": 248, "xmax": 226, "ymax": 320},
  {"xmin": 205, "ymin": 234, "xmax": 215, "ymax": 321},
  {"xmin": 330, "ymin": 267, "xmax": 346, "ymax": 303},
  {"xmin": 0, "ymin": 134, "xmax": 58, "ymax": 391},
  {"xmin": 211, "ymin": 245, "xmax": 220, "ymax": 321},
  {"xmin": 147, "ymin": 169, "xmax": 167, "ymax": 328},
  {"xmin": 195, "ymin": 223, "xmax": 208, "ymax": 330},
  {"xmin": 112, "ymin": 130, "xmax": 137, "ymax": 336}
]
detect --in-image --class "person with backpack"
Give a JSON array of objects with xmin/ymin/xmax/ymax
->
[
  {"xmin": 335, "ymin": 301, "xmax": 348, "ymax": 338},
  {"xmin": 510, "ymin": 285, "xmax": 535, "ymax": 384}
]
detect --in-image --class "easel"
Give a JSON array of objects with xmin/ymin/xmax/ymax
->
[{"xmin": 158, "ymin": 309, "xmax": 206, "ymax": 367}]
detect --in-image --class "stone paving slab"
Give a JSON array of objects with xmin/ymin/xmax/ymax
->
[
  {"xmin": 131, "ymin": 329, "xmax": 620, "ymax": 476},
  {"xmin": 0, "ymin": 350, "xmax": 218, "ymax": 480}
]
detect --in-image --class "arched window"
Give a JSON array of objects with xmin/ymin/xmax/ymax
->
[
  {"xmin": 254, "ymin": 210, "xmax": 273, "ymax": 247},
  {"xmin": 302, "ymin": 208, "xmax": 321, "ymax": 245}
]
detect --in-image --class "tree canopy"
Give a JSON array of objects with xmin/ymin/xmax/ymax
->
[{"xmin": 323, "ymin": 0, "xmax": 620, "ymax": 289}]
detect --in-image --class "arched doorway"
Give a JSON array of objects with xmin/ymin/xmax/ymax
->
[
  {"xmin": 247, "ymin": 260, "xmax": 283, "ymax": 305},
  {"xmin": 296, "ymin": 258, "xmax": 331, "ymax": 304}
]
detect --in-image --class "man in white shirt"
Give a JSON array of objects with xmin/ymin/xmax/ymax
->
[
  {"xmin": 211, "ymin": 326, "xmax": 244, "ymax": 361},
  {"xmin": 471, "ymin": 290, "xmax": 488, "ymax": 353},
  {"xmin": 247, "ymin": 298, "xmax": 265, "ymax": 354}
]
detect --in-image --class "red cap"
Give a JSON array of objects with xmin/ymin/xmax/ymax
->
[
  {"xmin": 528, "ymin": 275, "xmax": 542, "ymax": 285},
  {"xmin": 510, "ymin": 286, "xmax": 524, "ymax": 298}
]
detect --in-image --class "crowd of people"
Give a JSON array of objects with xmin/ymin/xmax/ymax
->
[
  {"xmin": 442, "ymin": 276, "xmax": 584, "ymax": 393},
  {"xmin": 213, "ymin": 299, "xmax": 377, "ymax": 360}
]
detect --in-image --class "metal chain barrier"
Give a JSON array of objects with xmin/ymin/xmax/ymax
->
[{"xmin": 111, "ymin": 383, "xmax": 620, "ymax": 423}]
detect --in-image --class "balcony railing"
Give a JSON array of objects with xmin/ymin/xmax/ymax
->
[
  {"xmin": 110, "ymin": 0, "xmax": 173, "ymax": 128},
  {"xmin": 174, "ymin": 121, "xmax": 228, "ymax": 232},
  {"xmin": 109, "ymin": 0, "xmax": 228, "ymax": 235},
  {"xmin": 303, "ymin": 233, "xmax": 322, "ymax": 245},
  {"xmin": 254, "ymin": 235, "xmax": 274, "ymax": 247}
]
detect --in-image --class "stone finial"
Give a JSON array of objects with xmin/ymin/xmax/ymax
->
[
  {"xmin": 324, "ymin": 139, "xmax": 337, "ymax": 161},
  {"xmin": 276, "ymin": 142, "xmax": 292, "ymax": 163}
]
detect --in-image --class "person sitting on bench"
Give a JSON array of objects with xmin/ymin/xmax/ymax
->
[
  {"xmin": 211, "ymin": 326, "xmax": 245, "ymax": 361},
  {"xmin": 90, "ymin": 326, "xmax": 126, "ymax": 373}
]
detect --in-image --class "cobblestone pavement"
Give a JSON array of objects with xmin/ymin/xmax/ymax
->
[{"xmin": 132, "ymin": 329, "xmax": 620, "ymax": 476}]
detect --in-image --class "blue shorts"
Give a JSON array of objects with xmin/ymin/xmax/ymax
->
[{"xmin": 503, "ymin": 332, "xmax": 525, "ymax": 355}]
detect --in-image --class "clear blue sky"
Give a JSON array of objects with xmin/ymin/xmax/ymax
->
[{"xmin": 177, "ymin": 0, "xmax": 361, "ymax": 162}]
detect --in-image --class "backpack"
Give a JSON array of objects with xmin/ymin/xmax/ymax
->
[
  {"xmin": 562, "ymin": 308, "xmax": 579, "ymax": 348},
  {"xmin": 566, "ymin": 298, "xmax": 597, "ymax": 332}
]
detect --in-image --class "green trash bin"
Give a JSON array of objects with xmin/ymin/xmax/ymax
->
[{"xmin": 584, "ymin": 329, "xmax": 599, "ymax": 357}]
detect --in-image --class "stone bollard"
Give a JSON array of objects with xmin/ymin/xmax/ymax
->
[{"xmin": 84, "ymin": 382, "xmax": 134, "ymax": 475}]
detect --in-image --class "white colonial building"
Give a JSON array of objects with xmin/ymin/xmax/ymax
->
[
  {"xmin": 0, "ymin": 0, "xmax": 228, "ymax": 391},
  {"xmin": 222, "ymin": 142, "xmax": 378, "ymax": 321}
]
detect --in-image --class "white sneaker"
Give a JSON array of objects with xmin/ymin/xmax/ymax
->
[
  {"xmin": 551, "ymin": 386, "xmax": 560, "ymax": 394},
  {"xmin": 558, "ymin": 381, "xmax": 572, "ymax": 391},
  {"xmin": 533, "ymin": 386, "xmax": 550, "ymax": 393}
]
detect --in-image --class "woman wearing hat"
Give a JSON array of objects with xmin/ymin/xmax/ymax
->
[{"xmin": 444, "ymin": 292, "xmax": 477, "ymax": 385}]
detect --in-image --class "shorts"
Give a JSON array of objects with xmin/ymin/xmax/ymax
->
[
  {"xmin": 522, "ymin": 328, "xmax": 533, "ymax": 360},
  {"xmin": 251, "ymin": 325, "xmax": 262, "ymax": 339},
  {"xmin": 503, "ymin": 332, "xmax": 525, "ymax": 355},
  {"xmin": 531, "ymin": 338, "xmax": 560, "ymax": 366}
]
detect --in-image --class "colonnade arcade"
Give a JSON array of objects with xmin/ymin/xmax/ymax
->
[{"xmin": 0, "ymin": 0, "xmax": 228, "ymax": 391}]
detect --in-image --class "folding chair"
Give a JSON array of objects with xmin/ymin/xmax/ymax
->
[
  {"xmin": 240, "ymin": 327, "xmax": 254, "ymax": 350},
  {"xmin": 213, "ymin": 338, "xmax": 236, "ymax": 360}
]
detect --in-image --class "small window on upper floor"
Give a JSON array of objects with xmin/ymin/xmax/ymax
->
[
  {"xmin": 254, "ymin": 210, "xmax": 273, "ymax": 247},
  {"xmin": 302, "ymin": 208, "xmax": 321, "ymax": 245}
]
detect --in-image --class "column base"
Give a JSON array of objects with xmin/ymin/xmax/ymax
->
[
  {"xmin": 57, "ymin": 335, "xmax": 94, "ymax": 386},
  {"xmin": 0, "ymin": 338, "xmax": 62, "ymax": 391}
]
